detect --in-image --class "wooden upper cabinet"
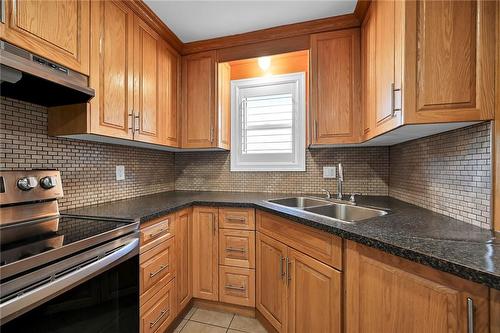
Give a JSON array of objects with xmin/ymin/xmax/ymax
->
[
  {"xmin": 287, "ymin": 248, "xmax": 341, "ymax": 333},
  {"xmin": 404, "ymin": 0, "xmax": 495, "ymax": 123},
  {"xmin": 160, "ymin": 43, "xmax": 181, "ymax": 147},
  {"xmin": 217, "ymin": 62, "xmax": 231, "ymax": 150},
  {"xmin": 361, "ymin": 3, "xmax": 376, "ymax": 137},
  {"xmin": 310, "ymin": 28, "xmax": 361, "ymax": 145},
  {"xmin": 192, "ymin": 206, "xmax": 219, "ymax": 301},
  {"xmin": 1, "ymin": 0, "xmax": 90, "ymax": 74},
  {"xmin": 182, "ymin": 51, "xmax": 217, "ymax": 148},
  {"xmin": 345, "ymin": 241, "xmax": 490, "ymax": 333},
  {"xmin": 89, "ymin": 0, "xmax": 134, "ymax": 140},
  {"xmin": 372, "ymin": 0, "xmax": 403, "ymax": 137},
  {"xmin": 133, "ymin": 16, "xmax": 162, "ymax": 144}
]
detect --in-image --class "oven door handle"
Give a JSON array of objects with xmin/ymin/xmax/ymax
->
[{"xmin": 0, "ymin": 238, "xmax": 139, "ymax": 325}]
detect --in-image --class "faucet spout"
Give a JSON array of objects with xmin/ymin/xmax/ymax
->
[{"xmin": 337, "ymin": 163, "xmax": 344, "ymax": 199}]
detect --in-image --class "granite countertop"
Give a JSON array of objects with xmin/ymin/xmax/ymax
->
[{"xmin": 62, "ymin": 191, "xmax": 500, "ymax": 290}]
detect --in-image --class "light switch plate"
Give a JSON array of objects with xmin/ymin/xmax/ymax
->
[
  {"xmin": 323, "ymin": 166, "xmax": 336, "ymax": 179},
  {"xmin": 116, "ymin": 165, "xmax": 125, "ymax": 181}
]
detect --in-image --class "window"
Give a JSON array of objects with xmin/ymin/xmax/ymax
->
[{"xmin": 231, "ymin": 72, "xmax": 306, "ymax": 171}]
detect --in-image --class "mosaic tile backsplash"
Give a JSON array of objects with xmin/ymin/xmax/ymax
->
[
  {"xmin": 0, "ymin": 97, "xmax": 175, "ymax": 210},
  {"xmin": 0, "ymin": 97, "xmax": 492, "ymax": 228}
]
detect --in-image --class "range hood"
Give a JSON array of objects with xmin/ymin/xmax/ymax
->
[{"xmin": 0, "ymin": 41, "xmax": 94, "ymax": 106}]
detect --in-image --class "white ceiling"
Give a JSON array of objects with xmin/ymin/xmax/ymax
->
[{"xmin": 144, "ymin": 1, "xmax": 357, "ymax": 43}]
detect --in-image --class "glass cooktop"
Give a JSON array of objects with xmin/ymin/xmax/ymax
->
[{"xmin": 0, "ymin": 216, "xmax": 138, "ymax": 278}]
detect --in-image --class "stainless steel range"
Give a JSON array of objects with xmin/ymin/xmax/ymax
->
[{"xmin": 0, "ymin": 170, "xmax": 140, "ymax": 332}]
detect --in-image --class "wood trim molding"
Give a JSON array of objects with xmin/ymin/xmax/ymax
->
[
  {"xmin": 183, "ymin": 14, "xmax": 361, "ymax": 55},
  {"xmin": 354, "ymin": 0, "xmax": 372, "ymax": 22},
  {"xmin": 127, "ymin": 0, "xmax": 184, "ymax": 53}
]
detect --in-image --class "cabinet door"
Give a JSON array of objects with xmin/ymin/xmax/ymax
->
[
  {"xmin": 310, "ymin": 28, "xmax": 361, "ymax": 145},
  {"xmin": 133, "ymin": 16, "xmax": 162, "ymax": 144},
  {"xmin": 287, "ymin": 248, "xmax": 341, "ymax": 333},
  {"xmin": 192, "ymin": 206, "xmax": 219, "ymax": 301},
  {"xmin": 181, "ymin": 51, "xmax": 217, "ymax": 148},
  {"xmin": 176, "ymin": 208, "xmax": 192, "ymax": 311},
  {"xmin": 345, "ymin": 241, "xmax": 490, "ymax": 333},
  {"xmin": 89, "ymin": 0, "xmax": 134, "ymax": 140},
  {"xmin": 1, "ymin": 0, "xmax": 90, "ymax": 74},
  {"xmin": 256, "ymin": 232, "xmax": 287, "ymax": 332},
  {"xmin": 361, "ymin": 3, "xmax": 376, "ymax": 139},
  {"xmin": 373, "ymin": 0, "xmax": 403, "ymax": 135},
  {"xmin": 217, "ymin": 62, "xmax": 231, "ymax": 150},
  {"xmin": 404, "ymin": 0, "xmax": 495, "ymax": 123},
  {"xmin": 160, "ymin": 42, "xmax": 181, "ymax": 147}
]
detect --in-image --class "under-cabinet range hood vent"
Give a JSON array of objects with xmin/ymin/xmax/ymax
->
[{"xmin": 0, "ymin": 41, "xmax": 94, "ymax": 106}]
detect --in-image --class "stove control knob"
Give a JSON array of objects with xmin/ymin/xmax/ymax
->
[
  {"xmin": 40, "ymin": 176, "xmax": 57, "ymax": 189},
  {"xmin": 17, "ymin": 177, "xmax": 38, "ymax": 191}
]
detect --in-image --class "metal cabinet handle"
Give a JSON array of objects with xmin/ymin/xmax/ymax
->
[
  {"xmin": 314, "ymin": 120, "xmax": 318, "ymax": 140},
  {"xmin": 226, "ymin": 247, "xmax": 246, "ymax": 253},
  {"xmin": 128, "ymin": 113, "xmax": 134, "ymax": 131},
  {"xmin": 209, "ymin": 127, "xmax": 214, "ymax": 143},
  {"xmin": 134, "ymin": 114, "xmax": 140, "ymax": 132},
  {"xmin": 148, "ymin": 228, "xmax": 165, "ymax": 239},
  {"xmin": 391, "ymin": 83, "xmax": 401, "ymax": 117},
  {"xmin": 149, "ymin": 309, "xmax": 169, "ymax": 328},
  {"xmin": 149, "ymin": 264, "xmax": 168, "ymax": 278},
  {"xmin": 285, "ymin": 257, "xmax": 291, "ymax": 285},
  {"xmin": 467, "ymin": 297, "xmax": 474, "ymax": 333},
  {"xmin": 280, "ymin": 255, "xmax": 285, "ymax": 279},
  {"xmin": 225, "ymin": 285, "xmax": 246, "ymax": 291},
  {"xmin": 212, "ymin": 219, "xmax": 217, "ymax": 235},
  {"xmin": 226, "ymin": 216, "xmax": 246, "ymax": 223}
]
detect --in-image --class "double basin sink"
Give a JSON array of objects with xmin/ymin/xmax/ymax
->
[{"xmin": 266, "ymin": 197, "xmax": 388, "ymax": 223}]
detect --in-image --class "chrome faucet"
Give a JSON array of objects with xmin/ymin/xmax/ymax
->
[{"xmin": 337, "ymin": 163, "xmax": 344, "ymax": 200}]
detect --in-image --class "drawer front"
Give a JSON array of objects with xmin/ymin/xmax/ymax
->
[
  {"xmin": 140, "ymin": 217, "xmax": 172, "ymax": 249},
  {"xmin": 219, "ymin": 266, "xmax": 255, "ymax": 307},
  {"xmin": 141, "ymin": 278, "xmax": 176, "ymax": 333},
  {"xmin": 257, "ymin": 210, "xmax": 342, "ymax": 270},
  {"xmin": 219, "ymin": 208, "xmax": 255, "ymax": 230},
  {"xmin": 141, "ymin": 237, "xmax": 174, "ymax": 294},
  {"xmin": 219, "ymin": 229, "xmax": 255, "ymax": 269}
]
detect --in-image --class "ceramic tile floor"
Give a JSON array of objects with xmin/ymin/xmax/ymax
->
[{"xmin": 173, "ymin": 307, "xmax": 268, "ymax": 333}]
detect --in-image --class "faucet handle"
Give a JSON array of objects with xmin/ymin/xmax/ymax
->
[
  {"xmin": 349, "ymin": 193, "xmax": 362, "ymax": 203},
  {"xmin": 321, "ymin": 189, "xmax": 332, "ymax": 199}
]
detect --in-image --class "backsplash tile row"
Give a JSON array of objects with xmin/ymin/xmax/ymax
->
[
  {"xmin": 0, "ymin": 97, "xmax": 175, "ymax": 210},
  {"xmin": 174, "ymin": 148, "xmax": 390, "ymax": 195},
  {"xmin": 389, "ymin": 122, "xmax": 491, "ymax": 228}
]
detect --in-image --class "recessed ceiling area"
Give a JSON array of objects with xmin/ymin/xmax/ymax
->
[{"xmin": 144, "ymin": 1, "xmax": 357, "ymax": 43}]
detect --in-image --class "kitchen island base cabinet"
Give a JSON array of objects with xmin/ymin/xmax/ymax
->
[
  {"xmin": 192, "ymin": 206, "xmax": 219, "ymax": 301},
  {"xmin": 345, "ymin": 241, "xmax": 490, "ymax": 333}
]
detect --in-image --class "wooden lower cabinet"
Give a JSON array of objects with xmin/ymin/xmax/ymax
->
[
  {"xmin": 192, "ymin": 206, "xmax": 219, "ymax": 301},
  {"xmin": 345, "ymin": 241, "xmax": 490, "ymax": 333},
  {"xmin": 219, "ymin": 266, "xmax": 255, "ymax": 307},
  {"xmin": 256, "ymin": 231, "xmax": 342, "ymax": 333},
  {"xmin": 176, "ymin": 208, "xmax": 192, "ymax": 312},
  {"xmin": 256, "ymin": 232, "xmax": 288, "ymax": 332},
  {"xmin": 287, "ymin": 248, "xmax": 341, "ymax": 333},
  {"xmin": 141, "ymin": 278, "xmax": 176, "ymax": 333}
]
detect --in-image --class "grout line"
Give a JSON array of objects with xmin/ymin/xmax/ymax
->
[{"xmin": 226, "ymin": 313, "xmax": 235, "ymax": 332}]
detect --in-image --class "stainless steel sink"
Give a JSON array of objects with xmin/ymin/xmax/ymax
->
[
  {"xmin": 266, "ymin": 196, "xmax": 388, "ymax": 223},
  {"xmin": 304, "ymin": 203, "xmax": 387, "ymax": 222},
  {"xmin": 267, "ymin": 197, "xmax": 332, "ymax": 209}
]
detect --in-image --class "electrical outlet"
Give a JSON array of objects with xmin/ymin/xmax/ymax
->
[
  {"xmin": 323, "ymin": 166, "xmax": 336, "ymax": 179},
  {"xmin": 116, "ymin": 165, "xmax": 125, "ymax": 181}
]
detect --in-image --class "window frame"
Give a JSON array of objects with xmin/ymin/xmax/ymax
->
[{"xmin": 230, "ymin": 72, "xmax": 306, "ymax": 172}]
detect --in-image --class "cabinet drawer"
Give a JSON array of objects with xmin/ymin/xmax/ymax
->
[
  {"xmin": 141, "ymin": 278, "xmax": 176, "ymax": 333},
  {"xmin": 140, "ymin": 216, "xmax": 173, "ymax": 250},
  {"xmin": 219, "ymin": 229, "xmax": 255, "ymax": 269},
  {"xmin": 219, "ymin": 266, "xmax": 255, "ymax": 307},
  {"xmin": 140, "ymin": 237, "xmax": 174, "ymax": 294},
  {"xmin": 219, "ymin": 208, "xmax": 255, "ymax": 230},
  {"xmin": 256, "ymin": 210, "xmax": 342, "ymax": 270}
]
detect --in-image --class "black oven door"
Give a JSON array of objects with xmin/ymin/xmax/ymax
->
[{"xmin": 0, "ymin": 238, "xmax": 139, "ymax": 333}]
